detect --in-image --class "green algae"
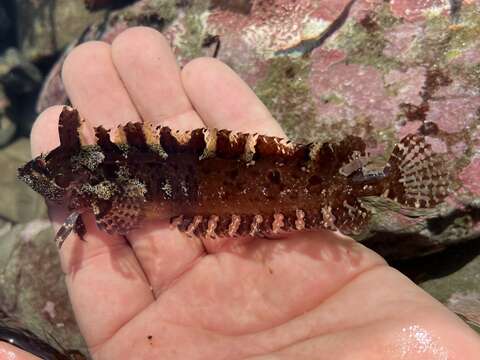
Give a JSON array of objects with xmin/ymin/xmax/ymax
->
[
  {"xmin": 375, "ymin": 3, "xmax": 402, "ymax": 29},
  {"xmin": 254, "ymin": 57, "xmax": 318, "ymax": 141},
  {"xmin": 177, "ymin": 3, "xmax": 209, "ymax": 61},
  {"xmin": 318, "ymin": 92, "xmax": 345, "ymax": 106},
  {"xmin": 253, "ymin": 55, "xmax": 397, "ymax": 144},
  {"xmin": 122, "ymin": 0, "xmax": 177, "ymax": 29},
  {"xmin": 447, "ymin": 7, "xmax": 480, "ymax": 53},
  {"xmin": 147, "ymin": 0, "xmax": 177, "ymax": 21},
  {"xmin": 451, "ymin": 60, "xmax": 480, "ymax": 89},
  {"xmin": 411, "ymin": 4, "xmax": 480, "ymax": 66},
  {"xmin": 332, "ymin": 5, "xmax": 401, "ymax": 72}
]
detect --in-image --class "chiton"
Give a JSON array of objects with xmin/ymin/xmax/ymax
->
[{"xmin": 18, "ymin": 107, "xmax": 450, "ymax": 248}]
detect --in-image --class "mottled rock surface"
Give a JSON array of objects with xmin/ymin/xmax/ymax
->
[
  {"xmin": 0, "ymin": 87, "xmax": 15, "ymax": 147},
  {"xmin": 0, "ymin": 48, "xmax": 43, "ymax": 95},
  {"xmin": 0, "ymin": 139, "xmax": 46, "ymax": 222},
  {"xmin": 448, "ymin": 291, "xmax": 480, "ymax": 331},
  {"xmin": 395, "ymin": 238, "xmax": 480, "ymax": 334},
  {"xmin": 14, "ymin": 0, "xmax": 106, "ymax": 62},
  {"xmin": 1, "ymin": 0, "xmax": 479, "ymax": 355}
]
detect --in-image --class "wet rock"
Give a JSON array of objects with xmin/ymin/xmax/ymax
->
[
  {"xmin": 0, "ymin": 138, "xmax": 47, "ymax": 222},
  {"xmin": 309, "ymin": 49, "xmax": 396, "ymax": 136},
  {"xmin": 0, "ymin": 219, "xmax": 14, "ymax": 267},
  {"xmin": 422, "ymin": 250, "xmax": 480, "ymax": 334},
  {"xmin": 447, "ymin": 291, "xmax": 480, "ymax": 332},
  {"xmin": 390, "ymin": 0, "xmax": 449, "ymax": 22},
  {"xmin": 393, "ymin": 238, "xmax": 480, "ymax": 334},
  {"xmin": 85, "ymin": 0, "xmax": 137, "ymax": 11},
  {"xmin": 84, "ymin": 0, "xmax": 117, "ymax": 10},
  {"xmin": 459, "ymin": 157, "xmax": 480, "ymax": 197},
  {"xmin": 0, "ymin": 221, "xmax": 88, "ymax": 355},
  {"xmin": 0, "ymin": 112, "xmax": 16, "ymax": 147},
  {"xmin": 0, "ymin": 48, "xmax": 43, "ymax": 95},
  {"xmin": 210, "ymin": 0, "xmax": 253, "ymax": 14},
  {"xmin": 0, "ymin": 3, "xmax": 11, "ymax": 47},
  {"xmin": 0, "ymin": 48, "xmax": 45, "ymax": 136},
  {"xmin": 0, "ymin": 87, "xmax": 15, "ymax": 147},
  {"xmin": 14, "ymin": 0, "xmax": 106, "ymax": 62},
  {"xmin": 37, "ymin": 0, "xmax": 179, "ymax": 112}
]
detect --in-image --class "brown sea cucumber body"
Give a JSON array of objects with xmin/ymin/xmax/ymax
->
[{"xmin": 18, "ymin": 108, "xmax": 450, "ymax": 248}]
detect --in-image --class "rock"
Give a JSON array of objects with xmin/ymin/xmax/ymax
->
[
  {"xmin": 0, "ymin": 3, "xmax": 11, "ymax": 48},
  {"xmin": 0, "ymin": 219, "xmax": 14, "ymax": 267},
  {"xmin": 14, "ymin": 0, "xmax": 106, "ymax": 62},
  {"xmin": 0, "ymin": 221, "xmax": 88, "ymax": 356},
  {"xmin": 0, "ymin": 48, "xmax": 45, "ymax": 136},
  {"xmin": 390, "ymin": 0, "xmax": 449, "ymax": 22},
  {"xmin": 447, "ymin": 291, "xmax": 480, "ymax": 333},
  {"xmin": 394, "ymin": 238, "xmax": 480, "ymax": 334},
  {"xmin": 0, "ymin": 48, "xmax": 43, "ymax": 94},
  {"xmin": 37, "ymin": 0, "xmax": 179, "ymax": 113},
  {"xmin": 84, "ymin": 0, "xmax": 137, "ymax": 11},
  {"xmin": 84, "ymin": 0, "xmax": 116, "ymax": 10},
  {"xmin": 0, "ymin": 86, "xmax": 15, "ymax": 147},
  {"xmin": 0, "ymin": 111, "xmax": 16, "ymax": 147},
  {"xmin": 0, "ymin": 138, "xmax": 47, "ymax": 222}
]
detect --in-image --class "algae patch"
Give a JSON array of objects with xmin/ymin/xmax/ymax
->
[
  {"xmin": 254, "ymin": 57, "xmax": 317, "ymax": 142},
  {"xmin": 177, "ymin": 4, "xmax": 210, "ymax": 61},
  {"xmin": 411, "ymin": 4, "xmax": 480, "ymax": 66},
  {"xmin": 332, "ymin": 5, "xmax": 401, "ymax": 72}
]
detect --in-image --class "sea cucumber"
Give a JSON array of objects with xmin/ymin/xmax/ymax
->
[{"xmin": 18, "ymin": 107, "xmax": 450, "ymax": 248}]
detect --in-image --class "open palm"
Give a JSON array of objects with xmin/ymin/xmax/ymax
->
[{"xmin": 26, "ymin": 27, "xmax": 480, "ymax": 359}]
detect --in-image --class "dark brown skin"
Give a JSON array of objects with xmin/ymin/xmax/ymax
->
[{"xmin": 10, "ymin": 26, "xmax": 479, "ymax": 360}]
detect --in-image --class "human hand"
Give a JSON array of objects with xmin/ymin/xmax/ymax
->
[{"xmin": 24, "ymin": 27, "xmax": 480, "ymax": 359}]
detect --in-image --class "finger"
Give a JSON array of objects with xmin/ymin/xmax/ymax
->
[
  {"xmin": 111, "ymin": 27, "xmax": 203, "ymax": 129},
  {"xmin": 61, "ymin": 41, "xmax": 142, "ymax": 127},
  {"xmin": 107, "ymin": 27, "xmax": 206, "ymax": 296},
  {"xmin": 30, "ymin": 105, "xmax": 63, "ymax": 157},
  {"xmin": 31, "ymin": 106, "xmax": 154, "ymax": 349},
  {"xmin": 61, "ymin": 38, "xmax": 200, "ymax": 301},
  {"xmin": 181, "ymin": 57, "xmax": 285, "ymax": 137}
]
